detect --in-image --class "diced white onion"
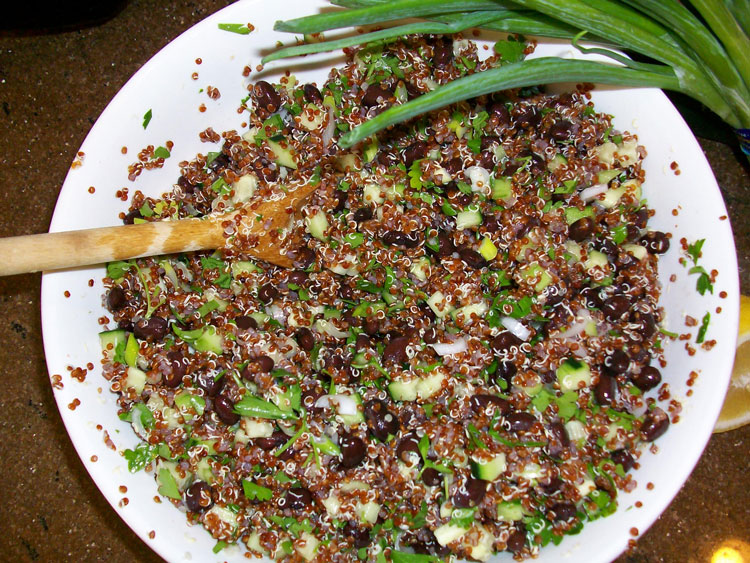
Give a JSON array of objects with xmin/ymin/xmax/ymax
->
[
  {"xmin": 553, "ymin": 310, "xmax": 593, "ymax": 340},
  {"xmin": 315, "ymin": 394, "xmax": 358, "ymax": 416},
  {"xmin": 322, "ymin": 106, "xmax": 336, "ymax": 146},
  {"xmin": 314, "ymin": 319, "xmax": 349, "ymax": 339},
  {"xmin": 579, "ymin": 184, "xmax": 608, "ymax": 202},
  {"xmin": 430, "ymin": 338, "xmax": 468, "ymax": 356},
  {"xmin": 267, "ymin": 304, "xmax": 286, "ymax": 324},
  {"xmin": 464, "ymin": 166, "xmax": 491, "ymax": 194},
  {"xmin": 500, "ymin": 316, "xmax": 531, "ymax": 341}
]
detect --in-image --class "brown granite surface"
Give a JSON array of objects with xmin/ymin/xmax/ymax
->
[{"xmin": 0, "ymin": 2, "xmax": 748, "ymax": 562}]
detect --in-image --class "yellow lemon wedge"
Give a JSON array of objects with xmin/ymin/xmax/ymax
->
[{"xmin": 714, "ymin": 295, "xmax": 750, "ymax": 433}]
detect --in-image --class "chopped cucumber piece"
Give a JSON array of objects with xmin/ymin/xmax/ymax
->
[
  {"xmin": 124, "ymin": 333, "xmax": 139, "ymax": 367},
  {"xmin": 584, "ymin": 250, "xmax": 609, "ymax": 271},
  {"xmin": 99, "ymin": 329, "xmax": 127, "ymax": 362},
  {"xmin": 547, "ymin": 153, "xmax": 567, "ymax": 171},
  {"xmin": 479, "ymin": 237, "xmax": 498, "ymax": 261},
  {"xmin": 596, "ymin": 168, "xmax": 621, "ymax": 184},
  {"xmin": 497, "ymin": 501, "xmax": 524, "ymax": 522},
  {"xmin": 471, "ymin": 453, "xmax": 507, "ymax": 481},
  {"xmin": 296, "ymin": 531, "xmax": 319, "ymax": 561},
  {"xmin": 363, "ymin": 183, "xmax": 384, "ymax": 205},
  {"xmin": 456, "ymin": 208, "xmax": 482, "ymax": 230},
  {"xmin": 388, "ymin": 378, "xmax": 419, "ymax": 402},
  {"xmin": 231, "ymin": 260, "xmax": 262, "ymax": 277},
  {"xmin": 491, "ymin": 176, "xmax": 512, "ymax": 200},
  {"xmin": 557, "ymin": 358, "xmax": 592, "ymax": 391},
  {"xmin": 306, "ymin": 210, "xmax": 329, "ymax": 241},
  {"xmin": 565, "ymin": 206, "xmax": 594, "ymax": 225},
  {"xmin": 267, "ymin": 139, "xmax": 297, "ymax": 169},
  {"xmin": 520, "ymin": 263, "xmax": 552, "ymax": 292},
  {"xmin": 125, "ymin": 366, "xmax": 147, "ymax": 394},
  {"xmin": 410, "ymin": 256, "xmax": 431, "ymax": 281},
  {"xmin": 434, "ymin": 523, "xmax": 469, "ymax": 546},
  {"xmin": 623, "ymin": 243, "xmax": 648, "ymax": 260},
  {"xmin": 426, "ymin": 291, "xmax": 453, "ymax": 318}
]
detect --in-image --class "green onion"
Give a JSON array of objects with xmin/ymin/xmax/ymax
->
[{"xmin": 269, "ymin": 0, "xmax": 750, "ymax": 159}]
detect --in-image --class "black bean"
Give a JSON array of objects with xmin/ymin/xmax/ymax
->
[
  {"xmin": 634, "ymin": 207, "xmax": 650, "ymax": 229},
  {"xmin": 279, "ymin": 487, "xmax": 313, "ymax": 510},
  {"xmin": 383, "ymin": 336, "xmax": 410, "ymax": 365},
  {"xmin": 235, "ymin": 315, "xmax": 258, "ymax": 330},
  {"xmin": 303, "ymin": 83, "xmax": 323, "ymax": 104},
  {"xmin": 528, "ymin": 152, "xmax": 546, "ymax": 176},
  {"xmin": 596, "ymin": 238, "xmax": 618, "ymax": 260},
  {"xmin": 133, "ymin": 316, "xmax": 168, "ymax": 342},
  {"xmin": 353, "ymin": 334, "xmax": 370, "ymax": 352},
  {"xmin": 580, "ymin": 287, "xmax": 604, "ymax": 309},
  {"xmin": 444, "ymin": 156, "xmax": 464, "ymax": 176},
  {"xmin": 185, "ymin": 481, "xmax": 214, "ymax": 513},
  {"xmin": 546, "ymin": 421, "xmax": 570, "ymax": 457},
  {"xmin": 549, "ymin": 119, "xmax": 573, "ymax": 141},
  {"xmin": 106, "ymin": 287, "xmax": 127, "ymax": 311},
  {"xmin": 420, "ymin": 302, "xmax": 437, "ymax": 322},
  {"xmin": 626, "ymin": 224, "xmax": 641, "ymax": 242},
  {"xmin": 452, "ymin": 476, "xmax": 488, "ymax": 508},
  {"xmin": 363, "ymin": 317, "xmax": 380, "ymax": 336},
  {"xmin": 214, "ymin": 394, "xmax": 240, "ymax": 425},
  {"xmin": 445, "ymin": 182, "xmax": 473, "ymax": 207},
  {"xmin": 422, "ymin": 467, "xmax": 442, "ymax": 487},
  {"xmin": 640, "ymin": 231, "xmax": 670, "ymax": 254},
  {"xmin": 641, "ymin": 407, "xmax": 669, "ymax": 441},
  {"xmin": 362, "ymin": 84, "xmax": 393, "ymax": 108},
  {"xmin": 506, "ymin": 529, "xmax": 527, "ymax": 553},
  {"xmin": 292, "ymin": 247, "xmax": 316, "ymax": 269},
  {"xmin": 422, "ymin": 327, "xmax": 438, "ymax": 344},
  {"xmin": 288, "ymin": 271, "xmax": 308, "ymax": 287},
  {"xmin": 164, "ymin": 350, "xmax": 186, "ymax": 388},
  {"xmin": 432, "ymin": 40, "xmax": 452, "ymax": 68},
  {"xmin": 123, "ymin": 209, "xmax": 143, "ymax": 225},
  {"xmin": 429, "ymin": 231, "xmax": 455, "ymax": 259},
  {"xmin": 470, "ymin": 394, "xmax": 511, "ymax": 415},
  {"xmin": 258, "ymin": 283, "xmax": 278, "ymax": 303},
  {"xmin": 253, "ymin": 80, "xmax": 281, "ymax": 113},
  {"xmin": 364, "ymin": 399, "xmax": 400, "ymax": 442},
  {"xmin": 481, "ymin": 135, "xmax": 500, "ymax": 151},
  {"xmin": 301, "ymin": 387, "xmax": 325, "ymax": 415},
  {"xmin": 177, "ymin": 175, "xmax": 195, "ymax": 194},
  {"xmin": 295, "ymin": 328, "xmax": 315, "ymax": 352},
  {"xmin": 396, "ymin": 431, "xmax": 421, "ymax": 464},
  {"xmin": 568, "ymin": 217, "xmax": 596, "ymax": 242},
  {"xmin": 410, "ymin": 529, "xmax": 450, "ymax": 557},
  {"xmin": 381, "ymin": 230, "xmax": 420, "ymax": 248},
  {"xmin": 403, "ymin": 140, "xmax": 429, "ymax": 168},
  {"xmin": 515, "ymin": 106, "xmax": 541, "ymax": 129},
  {"xmin": 541, "ymin": 476, "xmax": 563, "ymax": 495},
  {"xmin": 489, "ymin": 102, "xmax": 511, "ymax": 127},
  {"xmin": 339, "ymin": 432, "xmax": 367, "ymax": 468},
  {"xmin": 377, "ymin": 149, "xmax": 399, "ymax": 168},
  {"xmin": 506, "ymin": 412, "xmax": 537, "ymax": 433},
  {"xmin": 255, "ymin": 429, "xmax": 287, "ymax": 451},
  {"xmin": 492, "ymin": 331, "xmax": 522, "ymax": 353},
  {"xmin": 353, "ymin": 207, "xmax": 373, "ymax": 223},
  {"xmin": 604, "ymin": 350, "xmax": 630, "ymax": 376},
  {"xmin": 595, "ymin": 374, "xmax": 618, "ymax": 406},
  {"xmin": 405, "ymin": 82, "xmax": 421, "ymax": 101},
  {"xmin": 495, "ymin": 360, "xmax": 518, "ymax": 387},
  {"xmin": 476, "ymin": 150, "xmax": 495, "ymax": 170},
  {"xmin": 632, "ymin": 366, "xmax": 662, "ymax": 391},
  {"xmin": 208, "ymin": 152, "xmax": 230, "ymax": 171},
  {"xmin": 631, "ymin": 310, "xmax": 657, "ymax": 339},
  {"xmin": 602, "ymin": 294, "xmax": 630, "ymax": 320},
  {"xmin": 549, "ymin": 501, "xmax": 577, "ymax": 521},
  {"xmin": 195, "ymin": 370, "xmax": 223, "ymax": 397},
  {"xmin": 255, "ymin": 355, "xmax": 274, "ymax": 372},
  {"xmin": 343, "ymin": 521, "xmax": 372, "ymax": 549},
  {"xmin": 458, "ymin": 247, "xmax": 486, "ymax": 269},
  {"xmin": 611, "ymin": 449, "xmax": 635, "ymax": 472}
]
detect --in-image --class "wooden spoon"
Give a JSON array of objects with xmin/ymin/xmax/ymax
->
[{"xmin": 0, "ymin": 183, "xmax": 317, "ymax": 276}]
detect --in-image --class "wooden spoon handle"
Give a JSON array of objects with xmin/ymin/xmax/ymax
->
[{"xmin": 0, "ymin": 218, "xmax": 225, "ymax": 276}]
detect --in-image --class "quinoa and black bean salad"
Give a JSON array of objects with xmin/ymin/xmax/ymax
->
[{"xmin": 100, "ymin": 33, "xmax": 674, "ymax": 562}]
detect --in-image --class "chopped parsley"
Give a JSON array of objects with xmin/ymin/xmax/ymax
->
[
  {"xmin": 142, "ymin": 109, "xmax": 152, "ymax": 129},
  {"xmin": 218, "ymin": 23, "xmax": 251, "ymax": 35},
  {"xmin": 696, "ymin": 311, "xmax": 711, "ymax": 343}
]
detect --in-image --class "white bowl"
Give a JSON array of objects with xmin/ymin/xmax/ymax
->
[{"xmin": 41, "ymin": 1, "xmax": 740, "ymax": 561}]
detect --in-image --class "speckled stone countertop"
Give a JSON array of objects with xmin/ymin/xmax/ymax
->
[{"xmin": 0, "ymin": 2, "xmax": 748, "ymax": 562}]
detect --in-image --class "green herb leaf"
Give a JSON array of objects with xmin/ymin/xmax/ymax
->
[
  {"xmin": 201, "ymin": 256, "xmax": 225, "ymax": 270},
  {"xmin": 213, "ymin": 541, "xmax": 228, "ymax": 554},
  {"xmin": 234, "ymin": 395, "xmax": 297, "ymax": 420},
  {"xmin": 218, "ymin": 23, "xmax": 251, "ymax": 35},
  {"xmin": 696, "ymin": 311, "xmax": 711, "ymax": 343},
  {"xmin": 450, "ymin": 506, "xmax": 477, "ymax": 528},
  {"xmin": 107, "ymin": 260, "xmax": 135, "ymax": 279},
  {"xmin": 493, "ymin": 38, "xmax": 526, "ymax": 64},
  {"xmin": 242, "ymin": 479, "xmax": 273, "ymax": 501},
  {"xmin": 142, "ymin": 109, "xmax": 152, "ymax": 129},
  {"xmin": 123, "ymin": 442, "xmax": 157, "ymax": 472},
  {"xmin": 687, "ymin": 238, "xmax": 705, "ymax": 265},
  {"xmin": 153, "ymin": 146, "xmax": 171, "ymax": 159},
  {"xmin": 391, "ymin": 550, "xmax": 438, "ymax": 563}
]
